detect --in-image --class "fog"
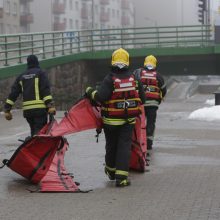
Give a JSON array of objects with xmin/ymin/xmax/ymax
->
[{"xmin": 0, "ymin": 0, "xmax": 219, "ymax": 34}]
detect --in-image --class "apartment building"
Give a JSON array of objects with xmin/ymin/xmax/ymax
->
[
  {"xmin": 20, "ymin": 0, "xmax": 33, "ymax": 33},
  {"xmin": 30, "ymin": 0, "xmax": 134, "ymax": 32},
  {"xmin": 0, "ymin": 0, "xmax": 20, "ymax": 34},
  {"xmin": 0, "ymin": 0, "xmax": 134, "ymax": 34}
]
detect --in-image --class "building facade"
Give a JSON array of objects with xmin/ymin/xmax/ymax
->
[
  {"xmin": 30, "ymin": 0, "xmax": 134, "ymax": 32},
  {"xmin": 0, "ymin": 0, "xmax": 135, "ymax": 34},
  {"xmin": 0, "ymin": 0, "xmax": 20, "ymax": 34}
]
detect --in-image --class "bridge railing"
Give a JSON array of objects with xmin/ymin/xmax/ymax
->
[{"xmin": 0, "ymin": 25, "xmax": 213, "ymax": 67}]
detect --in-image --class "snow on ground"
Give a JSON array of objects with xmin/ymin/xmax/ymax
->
[{"xmin": 188, "ymin": 99, "xmax": 220, "ymax": 121}]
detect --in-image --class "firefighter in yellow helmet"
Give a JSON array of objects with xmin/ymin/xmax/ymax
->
[
  {"xmin": 86, "ymin": 48, "xmax": 145, "ymax": 187},
  {"xmin": 134, "ymin": 55, "xmax": 166, "ymax": 153}
]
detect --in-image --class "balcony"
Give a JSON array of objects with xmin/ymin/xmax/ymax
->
[
  {"xmin": 121, "ymin": 15, "xmax": 130, "ymax": 26},
  {"xmin": 121, "ymin": 0, "xmax": 129, "ymax": 10},
  {"xmin": 81, "ymin": 7, "xmax": 89, "ymax": 19},
  {"xmin": 100, "ymin": 0, "xmax": 109, "ymax": 5},
  {"xmin": 100, "ymin": 11, "xmax": 109, "ymax": 22},
  {"xmin": 53, "ymin": 22, "xmax": 66, "ymax": 31},
  {"xmin": 0, "ymin": 8, "xmax": 3, "ymax": 18},
  {"xmin": 20, "ymin": 14, "xmax": 33, "ymax": 24},
  {"xmin": 53, "ymin": 2, "xmax": 65, "ymax": 14}
]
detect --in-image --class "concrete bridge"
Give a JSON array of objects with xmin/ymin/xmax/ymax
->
[
  {"xmin": 0, "ymin": 25, "xmax": 220, "ymax": 109},
  {"xmin": 0, "ymin": 25, "xmax": 219, "ymax": 78}
]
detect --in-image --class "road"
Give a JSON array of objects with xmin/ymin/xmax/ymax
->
[{"xmin": 1, "ymin": 80, "xmax": 220, "ymax": 220}]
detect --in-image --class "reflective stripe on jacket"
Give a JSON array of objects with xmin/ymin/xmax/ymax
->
[
  {"xmin": 5, "ymin": 67, "xmax": 53, "ymax": 112},
  {"xmin": 101, "ymin": 75, "xmax": 142, "ymax": 119},
  {"xmin": 140, "ymin": 70, "xmax": 161, "ymax": 101}
]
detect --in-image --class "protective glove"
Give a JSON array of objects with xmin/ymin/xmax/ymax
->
[
  {"xmin": 4, "ymin": 111, "xmax": 12, "ymax": 120},
  {"xmin": 48, "ymin": 107, "xmax": 56, "ymax": 115},
  {"xmin": 85, "ymin": 87, "xmax": 96, "ymax": 99}
]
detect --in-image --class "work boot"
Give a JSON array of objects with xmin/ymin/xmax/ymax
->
[
  {"xmin": 104, "ymin": 167, "xmax": 115, "ymax": 180},
  {"xmin": 115, "ymin": 179, "xmax": 131, "ymax": 187}
]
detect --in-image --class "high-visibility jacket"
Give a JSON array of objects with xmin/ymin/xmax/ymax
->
[
  {"xmin": 140, "ymin": 70, "xmax": 161, "ymax": 100},
  {"xmin": 4, "ymin": 67, "xmax": 53, "ymax": 117},
  {"xmin": 135, "ymin": 68, "xmax": 166, "ymax": 107},
  {"xmin": 102, "ymin": 75, "xmax": 142, "ymax": 119},
  {"xmin": 92, "ymin": 69, "xmax": 146, "ymax": 126}
]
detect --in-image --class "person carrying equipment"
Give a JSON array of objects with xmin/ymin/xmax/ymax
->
[
  {"xmin": 4, "ymin": 55, "xmax": 56, "ymax": 136},
  {"xmin": 85, "ymin": 48, "xmax": 145, "ymax": 187},
  {"xmin": 134, "ymin": 55, "xmax": 166, "ymax": 151}
]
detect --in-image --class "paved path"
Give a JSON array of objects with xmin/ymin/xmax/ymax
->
[{"xmin": 0, "ymin": 90, "xmax": 220, "ymax": 220}]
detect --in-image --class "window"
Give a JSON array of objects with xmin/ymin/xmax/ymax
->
[
  {"xmin": 75, "ymin": 19, "xmax": 79, "ymax": 29},
  {"xmin": 95, "ymin": 5, "xmax": 98, "ymax": 14},
  {"xmin": 7, "ymin": 24, "xmax": 11, "ymax": 34},
  {"xmin": 69, "ymin": 19, "xmax": 73, "ymax": 29},
  {"xmin": 112, "ymin": 9, "xmax": 115, "ymax": 18},
  {"xmin": 13, "ymin": 25, "xmax": 17, "ymax": 33},
  {"xmin": 117, "ymin": 10, "xmax": 119, "ymax": 18},
  {"xmin": 64, "ymin": 0, "xmax": 67, "ymax": 9},
  {"xmin": 5, "ymin": 0, "xmax": 10, "ymax": 14},
  {"xmin": 0, "ymin": 24, "xmax": 3, "ymax": 34},
  {"xmin": 75, "ymin": 1, "xmax": 78, "ymax": 10},
  {"xmin": 12, "ymin": 2, "xmax": 17, "ymax": 15},
  {"xmin": 69, "ymin": 0, "xmax": 73, "ymax": 10}
]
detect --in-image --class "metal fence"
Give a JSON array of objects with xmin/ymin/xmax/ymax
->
[{"xmin": 0, "ymin": 25, "xmax": 213, "ymax": 67}]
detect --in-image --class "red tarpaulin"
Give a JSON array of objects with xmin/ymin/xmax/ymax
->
[
  {"xmin": 52, "ymin": 98, "xmax": 147, "ymax": 172},
  {"xmin": 3, "ymin": 135, "xmax": 64, "ymax": 184},
  {"xmin": 51, "ymin": 98, "xmax": 102, "ymax": 136},
  {"xmin": 38, "ymin": 119, "xmax": 79, "ymax": 192},
  {"xmin": 129, "ymin": 106, "xmax": 147, "ymax": 172},
  {"xmin": 40, "ymin": 139, "xmax": 79, "ymax": 192},
  {"xmin": 1, "ymin": 98, "xmax": 146, "ymax": 192}
]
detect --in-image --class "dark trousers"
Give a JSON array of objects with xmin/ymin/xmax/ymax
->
[
  {"xmin": 26, "ymin": 114, "xmax": 48, "ymax": 136},
  {"xmin": 145, "ymin": 106, "xmax": 158, "ymax": 150},
  {"xmin": 104, "ymin": 123, "xmax": 134, "ymax": 180}
]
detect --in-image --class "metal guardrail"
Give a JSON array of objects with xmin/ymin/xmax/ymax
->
[{"xmin": 0, "ymin": 25, "xmax": 213, "ymax": 67}]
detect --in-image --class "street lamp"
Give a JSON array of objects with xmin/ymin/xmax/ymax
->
[{"xmin": 91, "ymin": 0, "xmax": 94, "ymax": 29}]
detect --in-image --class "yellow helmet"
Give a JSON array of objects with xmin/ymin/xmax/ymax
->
[
  {"xmin": 111, "ymin": 48, "xmax": 129, "ymax": 68},
  {"xmin": 144, "ymin": 55, "xmax": 157, "ymax": 69}
]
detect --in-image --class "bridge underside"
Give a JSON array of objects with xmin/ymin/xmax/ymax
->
[
  {"xmin": 87, "ymin": 54, "xmax": 220, "ymax": 82},
  {"xmin": 53, "ymin": 46, "xmax": 220, "ymax": 78}
]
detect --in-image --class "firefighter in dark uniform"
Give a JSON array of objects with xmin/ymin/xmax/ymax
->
[
  {"xmin": 86, "ymin": 48, "xmax": 145, "ymax": 187},
  {"xmin": 134, "ymin": 55, "xmax": 166, "ymax": 151},
  {"xmin": 4, "ymin": 55, "xmax": 56, "ymax": 136}
]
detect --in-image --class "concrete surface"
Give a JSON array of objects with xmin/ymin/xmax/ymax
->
[{"xmin": 1, "ymin": 82, "xmax": 220, "ymax": 220}]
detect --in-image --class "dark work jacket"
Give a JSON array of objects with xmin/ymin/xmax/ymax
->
[
  {"xmin": 95, "ymin": 68, "xmax": 146, "ymax": 107},
  {"xmin": 4, "ymin": 67, "xmax": 53, "ymax": 118}
]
